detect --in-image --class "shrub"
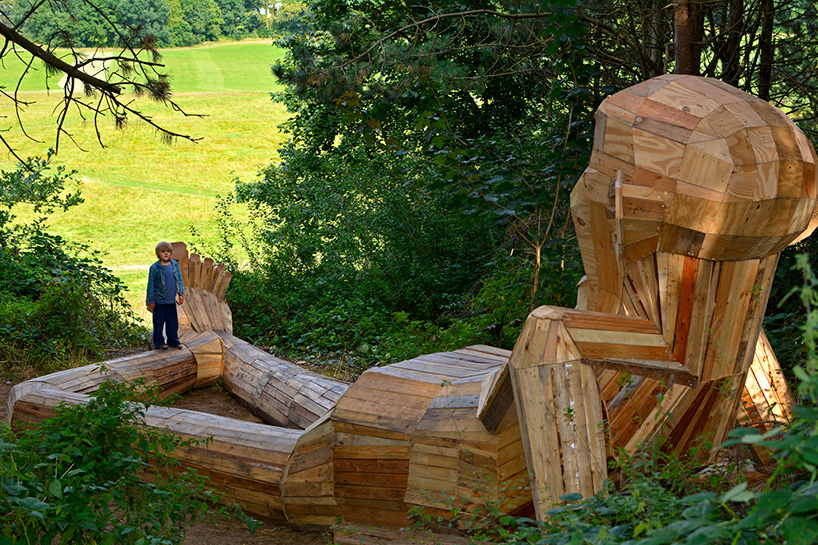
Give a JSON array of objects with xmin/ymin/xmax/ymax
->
[
  {"xmin": 0, "ymin": 155, "xmax": 144, "ymax": 374},
  {"xmin": 212, "ymin": 143, "xmax": 501, "ymax": 368},
  {"xmin": 0, "ymin": 379, "xmax": 252, "ymax": 545}
]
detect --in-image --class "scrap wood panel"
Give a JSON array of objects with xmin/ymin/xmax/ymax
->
[
  {"xmin": 9, "ymin": 75, "xmax": 818, "ymax": 540},
  {"xmin": 281, "ymin": 412, "xmax": 342, "ymax": 527},
  {"xmin": 218, "ymin": 332, "xmax": 349, "ymax": 429},
  {"xmin": 171, "ymin": 242, "xmax": 233, "ymax": 337},
  {"xmin": 332, "ymin": 427, "xmax": 413, "ymax": 527},
  {"xmin": 740, "ymin": 331, "xmax": 795, "ymax": 430},
  {"xmin": 146, "ymin": 406, "xmax": 301, "ymax": 522}
]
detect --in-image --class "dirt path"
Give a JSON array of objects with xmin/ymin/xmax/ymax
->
[{"xmin": 1, "ymin": 381, "xmax": 331, "ymax": 545}]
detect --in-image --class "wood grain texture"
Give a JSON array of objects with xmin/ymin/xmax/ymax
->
[{"xmin": 10, "ymin": 75, "xmax": 817, "ymax": 540}]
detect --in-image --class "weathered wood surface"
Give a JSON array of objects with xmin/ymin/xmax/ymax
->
[
  {"xmin": 218, "ymin": 332, "xmax": 350, "ymax": 429},
  {"xmin": 185, "ymin": 330, "xmax": 225, "ymax": 388},
  {"xmin": 483, "ymin": 75, "xmax": 816, "ymax": 520},
  {"xmin": 146, "ymin": 406, "xmax": 301, "ymax": 522},
  {"xmin": 566, "ymin": 75, "xmax": 813, "ymax": 472},
  {"xmin": 8, "ymin": 75, "xmax": 816, "ymax": 540},
  {"xmin": 171, "ymin": 242, "xmax": 233, "ymax": 339},
  {"xmin": 737, "ymin": 330, "xmax": 796, "ymax": 463}
]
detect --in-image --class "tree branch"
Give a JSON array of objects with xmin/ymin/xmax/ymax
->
[{"xmin": 0, "ymin": 21, "xmax": 122, "ymax": 95}]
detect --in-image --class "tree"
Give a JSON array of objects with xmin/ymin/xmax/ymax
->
[
  {"xmin": 0, "ymin": 0, "xmax": 208, "ymax": 163},
  {"xmin": 583, "ymin": 0, "xmax": 818, "ymax": 127},
  {"xmin": 219, "ymin": 0, "xmax": 596, "ymax": 360},
  {"xmin": 225, "ymin": 0, "xmax": 818, "ymax": 362},
  {"xmin": 116, "ymin": 0, "xmax": 172, "ymax": 46},
  {"xmin": 215, "ymin": 0, "xmax": 261, "ymax": 39},
  {"xmin": 185, "ymin": 0, "xmax": 224, "ymax": 42}
]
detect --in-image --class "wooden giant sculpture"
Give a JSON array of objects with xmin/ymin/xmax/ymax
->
[{"xmin": 6, "ymin": 75, "xmax": 812, "ymax": 542}]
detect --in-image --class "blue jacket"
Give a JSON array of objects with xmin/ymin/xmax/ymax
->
[{"xmin": 146, "ymin": 259, "xmax": 185, "ymax": 304}]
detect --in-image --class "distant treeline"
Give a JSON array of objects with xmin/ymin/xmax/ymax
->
[{"xmin": 11, "ymin": 0, "xmax": 292, "ymax": 48}]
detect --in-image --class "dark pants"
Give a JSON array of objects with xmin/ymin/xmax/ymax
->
[{"xmin": 152, "ymin": 303, "xmax": 180, "ymax": 349}]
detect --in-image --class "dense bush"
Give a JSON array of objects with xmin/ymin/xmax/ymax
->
[
  {"xmin": 0, "ymin": 154, "xmax": 144, "ymax": 374},
  {"xmin": 208, "ymin": 0, "xmax": 592, "ymax": 370},
  {"xmin": 0, "ymin": 379, "xmax": 250, "ymax": 545},
  {"xmin": 214, "ymin": 144, "xmax": 504, "ymax": 367}
]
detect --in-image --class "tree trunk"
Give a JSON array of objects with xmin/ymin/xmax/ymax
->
[
  {"xmin": 723, "ymin": 0, "xmax": 744, "ymax": 86},
  {"xmin": 758, "ymin": 0, "xmax": 774, "ymax": 100},
  {"xmin": 674, "ymin": 0, "xmax": 700, "ymax": 74}
]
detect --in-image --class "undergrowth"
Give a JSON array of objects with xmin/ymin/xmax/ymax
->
[
  {"xmin": 0, "ymin": 379, "xmax": 253, "ymax": 545},
  {"xmin": 0, "ymin": 154, "xmax": 146, "ymax": 378}
]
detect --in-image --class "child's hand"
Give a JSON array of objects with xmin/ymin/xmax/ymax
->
[
  {"xmin": 147, "ymin": 302, "xmax": 155, "ymax": 313},
  {"xmin": 177, "ymin": 295, "xmax": 185, "ymax": 305}
]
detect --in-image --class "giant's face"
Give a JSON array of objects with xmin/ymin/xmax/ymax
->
[{"xmin": 572, "ymin": 75, "xmax": 818, "ymax": 261}]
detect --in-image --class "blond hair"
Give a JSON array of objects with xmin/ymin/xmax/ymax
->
[{"xmin": 155, "ymin": 241, "xmax": 173, "ymax": 256}]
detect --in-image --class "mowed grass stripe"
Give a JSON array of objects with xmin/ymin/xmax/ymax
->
[
  {"xmin": 2, "ymin": 92, "xmax": 287, "ymax": 195},
  {"xmin": 160, "ymin": 41, "xmax": 285, "ymax": 93},
  {"xmin": 0, "ymin": 40, "xmax": 285, "ymax": 93}
]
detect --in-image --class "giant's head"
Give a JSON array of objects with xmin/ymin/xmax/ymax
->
[{"xmin": 571, "ymin": 75, "xmax": 818, "ymax": 261}]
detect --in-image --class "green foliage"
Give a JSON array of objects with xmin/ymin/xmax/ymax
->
[
  {"xmin": 221, "ymin": 0, "xmax": 594, "ymax": 368},
  {"xmin": 0, "ymin": 152, "xmax": 81, "ymax": 230},
  {"xmin": 12, "ymin": 0, "xmax": 268, "ymax": 47},
  {"xmin": 216, "ymin": 0, "xmax": 263, "ymax": 39},
  {"xmin": 217, "ymin": 143, "xmax": 501, "ymax": 369},
  {"xmin": 0, "ymin": 379, "xmax": 251, "ymax": 544},
  {"xmin": 0, "ymin": 155, "xmax": 144, "ymax": 373}
]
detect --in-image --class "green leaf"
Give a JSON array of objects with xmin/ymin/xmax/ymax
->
[
  {"xmin": 739, "ymin": 427, "xmax": 783, "ymax": 444},
  {"xmin": 789, "ymin": 495, "xmax": 818, "ymax": 515},
  {"xmin": 559, "ymin": 492, "xmax": 583, "ymax": 502},
  {"xmin": 756, "ymin": 489, "xmax": 792, "ymax": 512},
  {"xmin": 781, "ymin": 517, "xmax": 818, "ymax": 545},
  {"xmin": 48, "ymin": 479, "xmax": 62, "ymax": 499},
  {"xmin": 633, "ymin": 521, "xmax": 649, "ymax": 537},
  {"xmin": 720, "ymin": 482, "xmax": 754, "ymax": 503}
]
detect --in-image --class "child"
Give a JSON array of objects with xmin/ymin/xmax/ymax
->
[{"xmin": 146, "ymin": 241, "xmax": 185, "ymax": 349}]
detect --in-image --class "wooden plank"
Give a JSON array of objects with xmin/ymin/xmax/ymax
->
[
  {"xmin": 172, "ymin": 242, "xmax": 189, "ymax": 287},
  {"xmin": 672, "ymin": 256, "xmax": 699, "ymax": 363},
  {"xmin": 209, "ymin": 262, "xmax": 225, "ymax": 295},
  {"xmin": 458, "ymin": 345, "xmax": 512, "ymax": 361},
  {"xmin": 574, "ymin": 342, "xmax": 675, "ymax": 361},
  {"xmin": 567, "ymin": 327, "xmax": 666, "ymax": 346},
  {"xmin": 588, "ymin": 201, "xmax": 621, "ymax": 308},
  {"xmin": 583, "ymin": 357, "xmax": 695, "ymax": 387},
  {"xmin": 553, "ymin": 364, "xmax": 580, "ymax": 495},
  {"xmin": 476, "ymin": 366, "xmax": 514, "ymax": 432},
  {"xmin": 509, "ymin": 363, "xmax": 564, "ymax": 518},
  {"xmin": 681, "ymin": 258, "xmax": 714, "ymax": 377},
  {"xmin": 215, "ymin": 271, "xmax": 232, "ymax": 301},
  {"xmin": 649, "ymin": 78, "xmax": 725, "ymax": 118},
  {"xmin": 356, "ymin": 369, "xmax": 443, "ymax": 398},
  {"xmin": 188, "ymin": 254, "xmax": 201, "ymax": 288},
  {"xmin": 202, "ymin": 257, "xmax": 215, "ymax": 294},
  {"xmin": 561, "ymin": 310, "xmax": 660, "ymax": 334}
]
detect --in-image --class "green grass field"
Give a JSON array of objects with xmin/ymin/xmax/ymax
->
[{"xmin": 1, "ymin": 40, "xmax": 289, "ymax": 320}]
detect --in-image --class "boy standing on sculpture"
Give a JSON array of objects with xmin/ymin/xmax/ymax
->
[{"xmin": 146, "ymin": 241, "xmax": 185, "ymax": 349}]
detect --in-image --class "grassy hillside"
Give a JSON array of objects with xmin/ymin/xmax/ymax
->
[
  {"xmin": 0, "ymin": 41, "xmax": 288, "ymax": 318},
  {"xmin": 0, "ymin": 40, "xmax": 285, "ymax": 92}
]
